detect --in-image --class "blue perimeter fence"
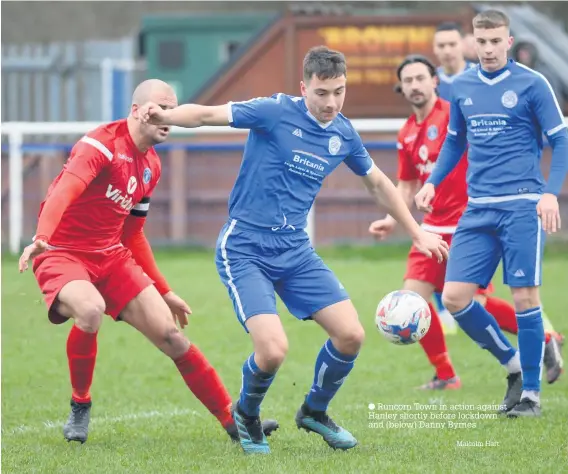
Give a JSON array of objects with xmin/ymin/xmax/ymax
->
[{"xmin": 1, "ymin": 141, "xmax": 555, "ymax": 154}]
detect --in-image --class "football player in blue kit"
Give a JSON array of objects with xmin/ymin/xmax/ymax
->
[
  {"xmin": 433, "ymin": 22, "xmax": 477, "ymax": 103},
  {"xmin": 416, "ymin": 10, "xmax": 568, "ymax": 418},
  {"xmin": 431, "ymin": 21, "xmax": 477, "ymax": 330},
  {"xmin": 431, "ymin": 21, "xmax": 565, "ymax": 378},
  {"xmin": 138, "ymin": 46, "xmax": 449, "ymax": 453}
]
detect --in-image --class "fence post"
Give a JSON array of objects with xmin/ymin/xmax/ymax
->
[
  {"xmin": 9, "ymin": 130, "xmax": 24, "ymax": 254},
  {"xmin": 170, "ymin": 148, "xmax": 187, "ymax": 242},
  {"xmin": 101, "ymin": 58, "xmax": 113, "ymax": 122}
]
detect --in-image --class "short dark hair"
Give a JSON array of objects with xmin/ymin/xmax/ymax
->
[
  {"xmin": 303, "ymin": 46, "xmax": 347, "ymax": 82},
  {"xmin": 472, "ymin": 10, "xmax": 510, "ymax": 29},
  {"xmin": 436, "ymin": 21, "xmax": 464, "ymax": 36}
]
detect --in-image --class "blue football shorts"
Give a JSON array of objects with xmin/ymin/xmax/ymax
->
[
  {"xmin": 215, "ymin": 219, "xmax": 350, "ymax": 331},
  {"xmin": 445, "ymin": 204, "xmax": 545, "ymax": 288}
]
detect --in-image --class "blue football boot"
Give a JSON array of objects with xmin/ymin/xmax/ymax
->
[
  {"xmin": 231, "ymin": 402, "xmax": 271, "ymax": 454},
  {"xmin": 295, "ymin": 400, "xmax": 357, "ymax": 450}
]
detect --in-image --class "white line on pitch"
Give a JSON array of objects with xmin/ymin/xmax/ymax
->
[{"xmin": 3, "ymin": 407, "xmax": 203, "ymax": 437}]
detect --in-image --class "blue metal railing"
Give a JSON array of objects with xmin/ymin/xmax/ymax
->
[{"xmin": 1, "ymin": 140, "xmax": 554, "ymax": 154}]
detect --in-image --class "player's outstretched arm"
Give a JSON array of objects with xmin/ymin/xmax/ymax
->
[
  {"xmin": 362, "ymin": 165, "xmax": 449, "ymax": 261},
  {"xmin": 138, "ymin": 102, "xmax": 230, "ymax": 128},
  {"xmin": 139, "ymin": 95, "xmax": 282, "ymax": 132}
]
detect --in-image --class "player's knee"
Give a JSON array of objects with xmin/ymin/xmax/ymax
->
[
  {"xmin": 73, "ymin": 299, "xmax": 105, "ymax": 333},
  {"xmin": 473, "ymin": 293, "xmax": 487, "ymax": 306},
  {"xmin": 511, "ymin": 287, "xmax": 540, "ymax": 312},
  {"xmin": 333, "ymin": 323, "xmax": 365, "ymax": 355},
  {"xmin": 162, "ymin": 327, "xmax": 190, "ymax": 359},
  {"xmin": 442, "ymin": 290, "xmax": 468, "ymax": 314},
  {"xmin": 256, "ymin": 337, "xmax": 288, "ymax": 372}
]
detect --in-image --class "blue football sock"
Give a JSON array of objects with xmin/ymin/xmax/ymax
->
[
  {"xmin": 306, "ymin": 339, "xmax": 357, "ymax": 412},
  {"xmin": 452, "ymin": 300, "xmax": 517, "ymax": 365},
  {"xmin": 433, "ymin": 292, "xmax": 446, "ymax": 312},
  {"xmin": 239, "ymin": 353, "xmax": 275, "ymax": 417},
  {"xmin": 516, "ymin": 307, "xmax": 545, "ymax": 392}
]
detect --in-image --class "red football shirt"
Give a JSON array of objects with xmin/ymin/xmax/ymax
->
[
  {"xmin": 39, "ymin": 119, "xmax": 161, "ymax": 250},
  {"xmin": 397, "ymin": 98, "xmax": 468, "ymax": 232}
]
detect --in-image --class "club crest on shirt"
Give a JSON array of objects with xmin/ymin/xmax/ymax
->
[
  {"xmin": 127, "ymin": 176, "xmax": 137, "ymax": 194},
  {"xmin": 328, "ymin": 136, "xmax": 341, "ymax": 155},
  {"xmin": 501, "ymin": 90, "xmax": 518, "ymax": 108},
  {"xmin": 419, "ymin": 145, "xmax": 429, "ymax": 162},
  {"xmin": 427, "ymin": 125, "xmax": 438, "ymax": 141},
  {"xmin": 143, "ymin": 167, "xmax": 152, "ymax": 184}
]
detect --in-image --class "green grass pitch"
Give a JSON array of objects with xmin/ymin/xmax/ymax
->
[{"xmin": 2, "ymin": 248, "xmax": 567, "ymax": 473}]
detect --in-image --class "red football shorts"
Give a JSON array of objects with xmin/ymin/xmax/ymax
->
[
  {"xmin": 404, "ymin": 233, "xmax": 494, "ymax": 294},
  {"xmin": 32, "ymin": 245, "xmax": 153, "ymax": 324}
]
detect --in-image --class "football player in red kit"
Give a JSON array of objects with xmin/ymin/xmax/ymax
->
[
  {"xmin": 19, "ymin": 79, "xmax": 278, "ymax": 444},
  {"xmin": 369, "ymin": 56, "xmax": 563, "ymax": 389}
]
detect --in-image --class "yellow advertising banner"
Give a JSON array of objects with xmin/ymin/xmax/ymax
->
[{"xmin": 317, "ymin": 25, "xmax": 437, "ymax": 86}]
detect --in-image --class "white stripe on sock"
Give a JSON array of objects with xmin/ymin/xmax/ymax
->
[
  {"xmin": 452, "ymin": 300, "xmax": 475, "ymax": 318},
  {"xmin": 516, "ymin": 307, "xmax": 541, "ymax": 318},
  {"xmin": 485, "ymin": 325, "xmax": 513, "ymax": 352},
  {"xmin": 316, "ymin": 362, "xmax": 328, "ymax": 388}
]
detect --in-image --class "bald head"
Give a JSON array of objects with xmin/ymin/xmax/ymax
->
[
  {"xmin": 131, "ymin": 79, "xmax": 176, "ymax": 106},
  {"xmin": 129, "ymin": 79, "xmax": 178, "ymax": 147}
]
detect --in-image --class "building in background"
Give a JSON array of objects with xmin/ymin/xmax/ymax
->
[
  {"xmin": 2, "ymin": 2, "xmax": 568, "ymax": 249},
  {"xmin": 3, "ymin": 2, "xmax": 568, "ymax": 122}
]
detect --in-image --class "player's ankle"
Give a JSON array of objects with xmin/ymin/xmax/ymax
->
[
  {"xmin": 504, "ymin": 351, "xmax": 521, "ymax": 374},
  {"xmin": 430, "ymin": 351, "xmax": 451, "ymax": 364},
  {"xmin": 521, "ymin": 390, "xmax": 540, "ymax": 403},
  {"xmin": 219, "ymin": 404, "xmax": 235, "ymax": 428},
  {"xmin": 72, "ymin": 393, "xmax": 92, "ymax": 404}
]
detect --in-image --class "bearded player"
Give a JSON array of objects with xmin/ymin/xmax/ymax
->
[
  {"xmin": 369, "ymin": 56, "xmax": 564, "ymax": 389},
  {"xmin": 19, "ymin": 79, "xmax": 278, "ymax": 444}
]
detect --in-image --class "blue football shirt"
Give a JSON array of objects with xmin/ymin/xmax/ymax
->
[
  {"xmin": 436, "ymin": 61, "xmax": 476, "ymax": 102},
  {"xmin": 227, "ymin": 94, "xmax": 374, "ymax": 230},
  {"xmin": 444, "ymin": 59, "xmax": 566, "ymax": 207}
]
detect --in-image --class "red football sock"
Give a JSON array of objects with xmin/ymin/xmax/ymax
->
[
  {"xmin": 67, "ymin": 325, "xmax": 98, "ymax": 403},
  {"xmin": 174, "ymin": 345, "xmax": 233, "ymax": 428},
  {"xmin": 485, "ymin": 297, "xmax": 518, "ymax": 334},
  {"xmin": 419, "ymin": 303, "xmax": 456, "ymax": 380}
]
